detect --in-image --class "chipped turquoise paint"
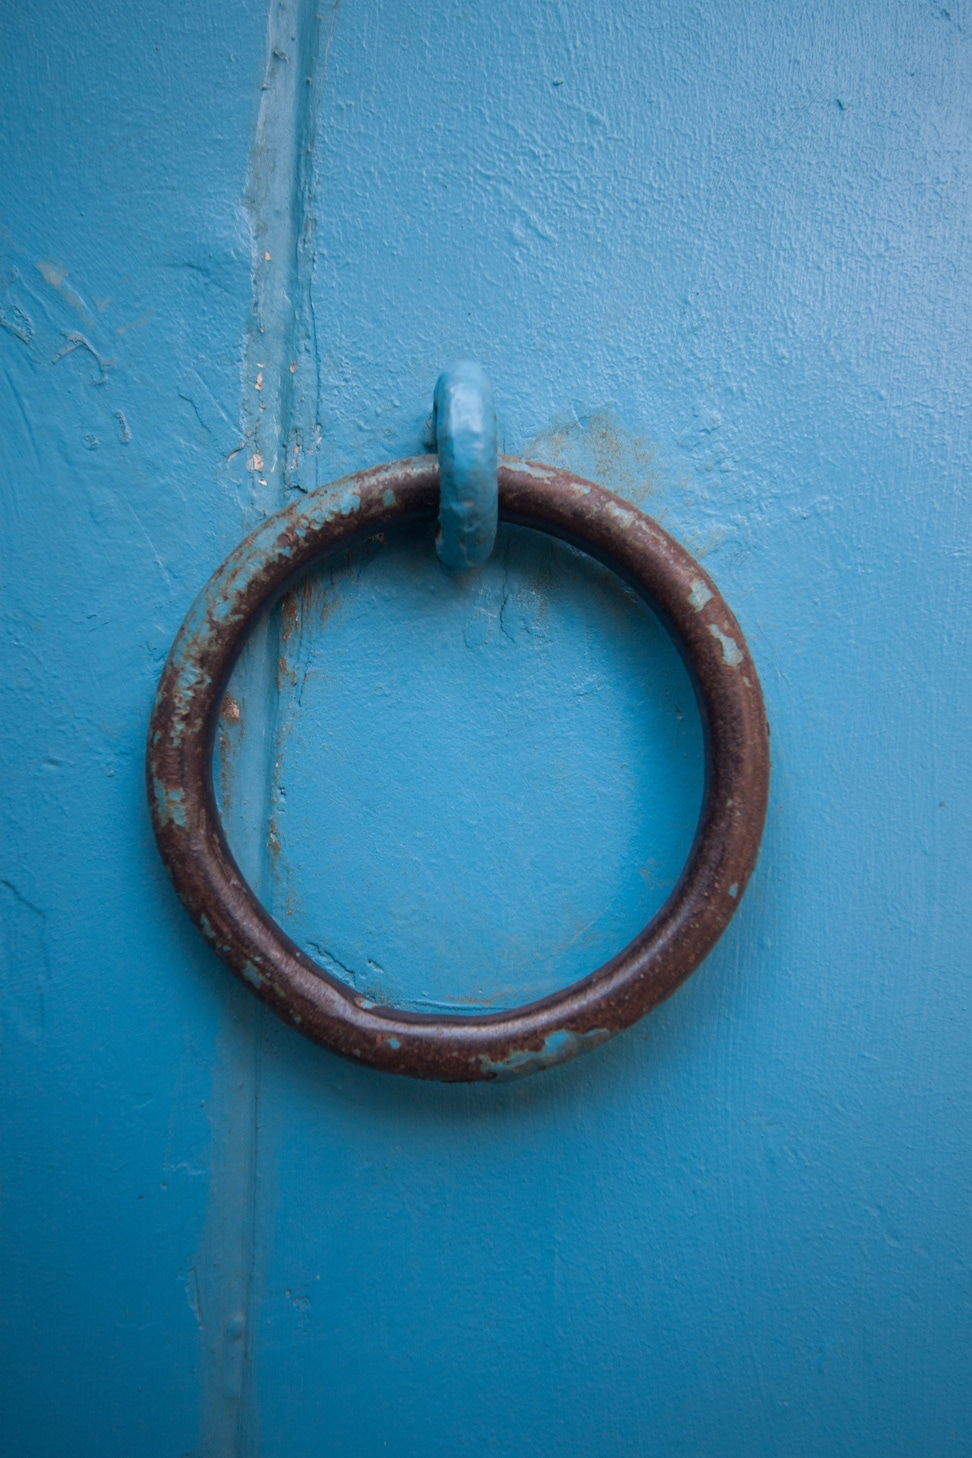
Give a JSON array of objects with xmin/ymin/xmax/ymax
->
[
  {"xmin": 2, "ymin": 2, "xmax": 972, "ymax": 1457},
  {"xmin": 478, "ymin": 1028, "xmax": 613, "ymax": 1081},
  {"xmin": 433, "ymin": 360, "xmax": 499, "ymax": 570},
  {"xmin": 152, "ymin": 779, "xmax": 187, "ymax": 829}
]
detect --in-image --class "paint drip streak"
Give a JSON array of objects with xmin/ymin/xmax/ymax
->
[{"xmin": 242, "ymin": 0, "xmax": 330, "ymax": 505}]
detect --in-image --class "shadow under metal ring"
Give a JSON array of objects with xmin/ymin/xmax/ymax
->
[{"xmin": 147, "ymin": 458, "xmax": 770, "ymax": 1081}]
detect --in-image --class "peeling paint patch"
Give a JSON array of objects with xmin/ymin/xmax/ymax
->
[
  {"xmin": 52, "ymin": 330, "xmax": 112, "ymax": 384},
  {"xmin": 0, "ymin": 299, "xmax": 33, "ymax": 344},
  {"xmin": 689, "ymin": 578, "xmax": 713, "ymax": 611},
  {"xmin": 708, "ymin": 623, "xmax": 743, "ymax": 666},
  {"xmin": 152, "ymin": 777, "xmax": 187, "ymax": 828},
  {"xmin": 479, "ymin": 1027, "xmax": 612, "ymax": 1079},
  {"xmin": 607, "ymin": 502, "xmax": 634, "ymax": 528}
]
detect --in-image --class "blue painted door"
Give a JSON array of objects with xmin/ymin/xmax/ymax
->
[{"xmin": 2, "ymin": 2, "xmax": 970, "ymax": 1453}]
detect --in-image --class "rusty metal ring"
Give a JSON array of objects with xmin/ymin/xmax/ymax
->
[{"xmin": 147, "ymin": 458, "xmax": 769, "ymax": 1081}]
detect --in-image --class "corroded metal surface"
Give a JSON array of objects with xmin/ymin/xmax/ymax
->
[{"xmin": 146, "ymin": 458, "xmax": 770, "ymax": 1081}]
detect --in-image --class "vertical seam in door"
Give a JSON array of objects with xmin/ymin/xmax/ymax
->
[{"xmin": 195, "ymin": 2, "xmax": 329, "ymax": 1454}]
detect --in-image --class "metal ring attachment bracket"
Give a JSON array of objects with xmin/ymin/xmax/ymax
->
[
  {"xmin": 147, "ymin": 457, "xmax": 769, "ymax": 1082},
  {"xmin": 433, "ymin": 360, "xmax": 498, "ymax": 571}
]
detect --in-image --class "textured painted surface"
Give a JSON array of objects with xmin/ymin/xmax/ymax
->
[
  {"xmin": 2, "ymin": 0, "xmax": 972, "ymax": 1454},
  {"xmin": 265, "ymin": 515, "xmax": 702, "ymax": 1012}
]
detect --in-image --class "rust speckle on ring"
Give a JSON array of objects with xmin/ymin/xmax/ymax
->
[{"xmin": 146, "ymin": 458, "xmax": 770, "ymax": 1081}]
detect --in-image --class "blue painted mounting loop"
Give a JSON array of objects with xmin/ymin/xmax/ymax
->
[{"xmin": 433, "ymin": 361, "xmax": 498, "ymax": 570}]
